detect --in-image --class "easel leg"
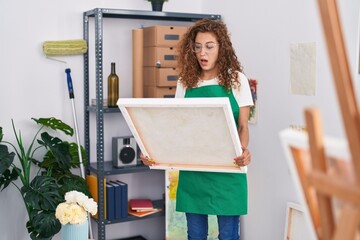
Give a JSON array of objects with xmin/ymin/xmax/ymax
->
[
  {"xmin": 305, "ymin": 107, "xmax": 335, "ymax": 240},
  {"xmin": 332, "ymin": 205, "xmax": 360, "ymax": 240}
]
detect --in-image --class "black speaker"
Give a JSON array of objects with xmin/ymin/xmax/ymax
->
[{"xmin": 112, "ymin": 136, "xmax": 138, "ymax": 168}]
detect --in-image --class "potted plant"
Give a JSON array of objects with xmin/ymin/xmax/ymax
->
[
  {"xmin": 146, "ymin": 0, "xmax": 168, "ymax": 11},
  {"xmin": 0, "ymin": 117, "xmax": 90, "ymax": 240},
  {"xmin": 56, "ymin": 190, "xmax": 97, "ymax": 240}
]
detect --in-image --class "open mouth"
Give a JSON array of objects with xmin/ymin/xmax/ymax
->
[{"xmin": 200, "ymin": 59, "xmax": 208, "ymax": 65}]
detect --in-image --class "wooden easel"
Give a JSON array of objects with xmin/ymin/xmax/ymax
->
[{"xmin": 292, "ymin": 0, "xmax": 360, "ymax": 239}]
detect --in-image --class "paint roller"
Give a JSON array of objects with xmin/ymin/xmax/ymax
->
[
  {"xmin": 43, "ymin": 39, "xmax": 94, "ymax": 240},
  {"xmin": 42, "ymin": 39, "xmax": 87, "ymax": 178},
  {"xmin": 43, "ymin": 39, "xmax": 87, "ymax": 56}
]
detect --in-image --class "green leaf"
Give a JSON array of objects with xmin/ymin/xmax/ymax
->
[
  {"xmin": 0, "ymin": 127, "xmax": 3, "ymax": 141},
  {"xmin": 0, "ymin": 144, "xmax": 15, "ymax": 175},
  {"xmin": 37, "ymin": 132, "xmax": 72, "ymax": 171},
  {"xmin": 58, "ymin": 174, "xmax": 91, "ymax": 197},
  {"xmin": 22, "ymin": 176, "xmax": 62, "ymax": 211},
  {"xmin": 32, "ymin": 117, "xmax": 74, "ymax": 137},
  {"xmin": 37, "ymin": 132, "xmax": 62, "ymax": 149},
  {"xmin": 68, "ymin": 142, "xmax": 87, "ymax": 168},
  {"xmin": 0, "ymin": 167, "xmax": 19, "ymax": 191},
  {"xmin": 27, "ymin": 210, "xmax": 61, "ymax": 240}
]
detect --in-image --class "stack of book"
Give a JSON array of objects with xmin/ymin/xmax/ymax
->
[
  {"xmin": 128, "ymin": 198, "xmax": 162, "ymax": 217},
  {"xmin": 106, "ymin": 180, "xmax": 128, "ymax": 221},
  {"xmin": 86, "ymin": 174, "xmax": 129, "ymax": 222}
]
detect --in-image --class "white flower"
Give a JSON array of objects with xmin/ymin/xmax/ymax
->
[
  {"xmin": 82, "ymin": 198, "xmax": 98, "ymax": 216},
  {"xmin": 56, "ymin": 190, "xmax": 98, "ymax": 225}
]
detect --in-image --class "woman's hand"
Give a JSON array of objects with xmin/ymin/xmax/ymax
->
[
  {"xmin": 140, "ymin": 152, "xmax": 156, "ymax": 166},
  {"xmin": 233, "ymin": 148, "xmax": 251, "ymax": 167}
]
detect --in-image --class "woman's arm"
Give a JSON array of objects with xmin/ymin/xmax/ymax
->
[
  {"xmin": 234, "ymin": 106, "xmax": 252, "ymax": 166},
  {"xmin": 238, "ymin": 106, "xmax": 250, "ymax": 149}
]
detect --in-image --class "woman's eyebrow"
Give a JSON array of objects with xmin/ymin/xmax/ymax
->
[{"xmin": 194, "ymin": 41, "xmax": 217, "ymax": 44}]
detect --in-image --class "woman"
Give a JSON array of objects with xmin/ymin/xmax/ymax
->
[{"xmin": 142, "ymin": 19, "xmax": 253, "ymax": 240}]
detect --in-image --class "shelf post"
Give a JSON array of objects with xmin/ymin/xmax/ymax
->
[{"xmin": 94, "ymin": 8, "xmax": 106, "ymax": 240}]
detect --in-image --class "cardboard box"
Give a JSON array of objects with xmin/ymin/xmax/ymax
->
[
  {"xmin": 143, "ymin": 67, "xmax": 179, "ymax": 87},
  {"xmin": 144, "ymin": 86, "xmax": 176, "ymax": 98},
  {"xmin": 143, "ymin": 26, "xmax": 188, "ymax": 47},
  {"xmin": 143, "ymin": 47, "xmax": 178, "ymax": 68}
]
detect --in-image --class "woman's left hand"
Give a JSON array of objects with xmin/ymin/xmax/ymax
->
[{"xmin": 233, "ymin": 148, "xmax": 251, "ymax": 167}]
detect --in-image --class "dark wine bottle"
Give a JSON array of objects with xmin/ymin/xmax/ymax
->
[{"xmin": 107, "ymin": 62, "xmax": 119, "ymax": 108}]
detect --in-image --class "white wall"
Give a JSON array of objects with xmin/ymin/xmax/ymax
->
[
  {"xmin": 1, "ymin": 0, "xmax": 360, "ymax": 240},
  {"xmin": 0, "ymin": 1, "xmax": 200, "ymax": 240},
  {"xmin": 204, "ymin": 0, "xmax": 360, "ymax": 240}
]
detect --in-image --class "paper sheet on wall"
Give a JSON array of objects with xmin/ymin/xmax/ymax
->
[{"xmin": 289, "ymin": 42, "xmax": 317, "ymax": 96}]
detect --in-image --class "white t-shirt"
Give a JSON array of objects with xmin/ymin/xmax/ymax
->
[{"xmin": 174, "ymin": 72, "xmax": 254, "ymax": 107}]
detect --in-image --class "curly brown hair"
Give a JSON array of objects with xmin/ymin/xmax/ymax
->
[{"xmin": 177, "ymin": 18, "xmax": 243, "ymax": 90}]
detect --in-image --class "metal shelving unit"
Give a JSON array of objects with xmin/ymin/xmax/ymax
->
[{"xmin": 83, "ymin": 8, "xmax": 221, "ymax": 240}]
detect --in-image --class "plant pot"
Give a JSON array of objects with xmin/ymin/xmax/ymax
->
[
  {"xmin": 60, "ymin": 220, "xmax": 88, "ymax": 240},
  {"xmin": 151, "ymin": 1, "xmax": 164, "ymax": 11}
]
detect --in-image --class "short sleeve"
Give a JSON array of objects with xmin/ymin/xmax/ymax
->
[
  {"xmin": 175, "ymin": 80, "xmax": 186, "ymax": 98},
  {"xmin": 233, "ymin": 72, "xmax": 254, "ymax": 107}
]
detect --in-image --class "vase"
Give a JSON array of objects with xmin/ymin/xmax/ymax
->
[
  {"xmin": 151, "ymin": 1, "xmax": 164, "ymax": 11},
  {"xmin": 60, "ymin": 220, "xmax": 88, "ymax": 240}
]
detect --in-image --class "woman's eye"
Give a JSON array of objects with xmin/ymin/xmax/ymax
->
[{"xmin": 206, "ymin": 43, "xmax": 215, "ymax": 50}]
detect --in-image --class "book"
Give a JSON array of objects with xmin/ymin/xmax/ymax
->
[
  {"xmin": 106, "ymin": 182, "xmax": 116, "ymax": 221},
  {"xmin": 109, "ymin": 181, "xmax": 123, "ymax": 220},
  {"xmin": 115, "ymin": 180, "xmax": 129, "ymax": 218},
  {"xmin": 128, "ymin": 207, "xmax": 162, "ymax": 218},
  {"xmin": 85, "ymin": 174, "xmax": 106, "ymax": 219},
  {"xmin": 129, "ymin": 198, "xmax": 154, "ymax": 211}
]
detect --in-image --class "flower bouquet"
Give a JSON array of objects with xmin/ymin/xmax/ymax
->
[{"xmin": 56, "ymin": 191, "xmax": 97, "ymax": 240}]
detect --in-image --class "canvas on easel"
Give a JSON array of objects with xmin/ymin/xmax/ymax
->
[
  {"xmin": 280, "ymin": 127, "xmax": 354, "ymax": 240},
  {"xmin": 117, "ymin": 97, "xmax": 245, "ymax": 173}
]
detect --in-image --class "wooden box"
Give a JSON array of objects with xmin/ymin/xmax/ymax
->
[
  {"xmin": 143, "ymin": 47, "xmax": 177, "ymax": 68},
  {"xmin": 143, "ymin": 25, "xmax": 188, "ymax": 47},
  {"xmin": 144, "ymin": 86, "xmax": 176, "ymax": 98},
  {"xmin": 143, "ymin": 67, "xmax": 178, "ymax": 87}
]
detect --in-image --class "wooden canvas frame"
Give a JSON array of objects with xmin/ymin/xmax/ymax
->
[
  {"xmin": 284, "ymin": 202, "xmax": 310, "ymax": 240},
  {"xmin": 117, "ymin": 97, "xmax": 245, "ymax": 173}
]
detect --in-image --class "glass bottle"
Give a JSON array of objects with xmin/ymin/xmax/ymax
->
[{"xmin": 107, "ymin": 62, "xmax": 119, "ymax": 108}]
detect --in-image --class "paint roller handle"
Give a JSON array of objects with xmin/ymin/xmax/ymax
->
[{"xmin": 65, "ymin": 68, "xmax": 75, "ymax": 99}]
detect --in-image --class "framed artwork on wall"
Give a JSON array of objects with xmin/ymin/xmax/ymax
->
[
  {"xmin": 117, "ymin": 97, "xmax": 246, "ymax": 173},
  {"xmin": 283, "ymin": 202, "xmax": 311, "ymax": 240},
  {"xmin": 248, "ymin": 78, "xmax": 258, "ymax": 124},
  {"xmin": 165, "ymin": 170, "xmax": 218, "ymax": 239}
]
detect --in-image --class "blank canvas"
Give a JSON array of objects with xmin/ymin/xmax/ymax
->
[{"xmin": 117, "ymin": 97, "xmax": 246, "ymax": 173}]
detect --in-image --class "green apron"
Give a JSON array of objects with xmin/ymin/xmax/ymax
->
[{"xmin": 175, "ymin": 85, "xmax": 248, "ymax": 215}]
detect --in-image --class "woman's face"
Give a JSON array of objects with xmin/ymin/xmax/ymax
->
[{"xmin": 194, "ymin": 32, "xmax": 219, "ymax": 78}]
